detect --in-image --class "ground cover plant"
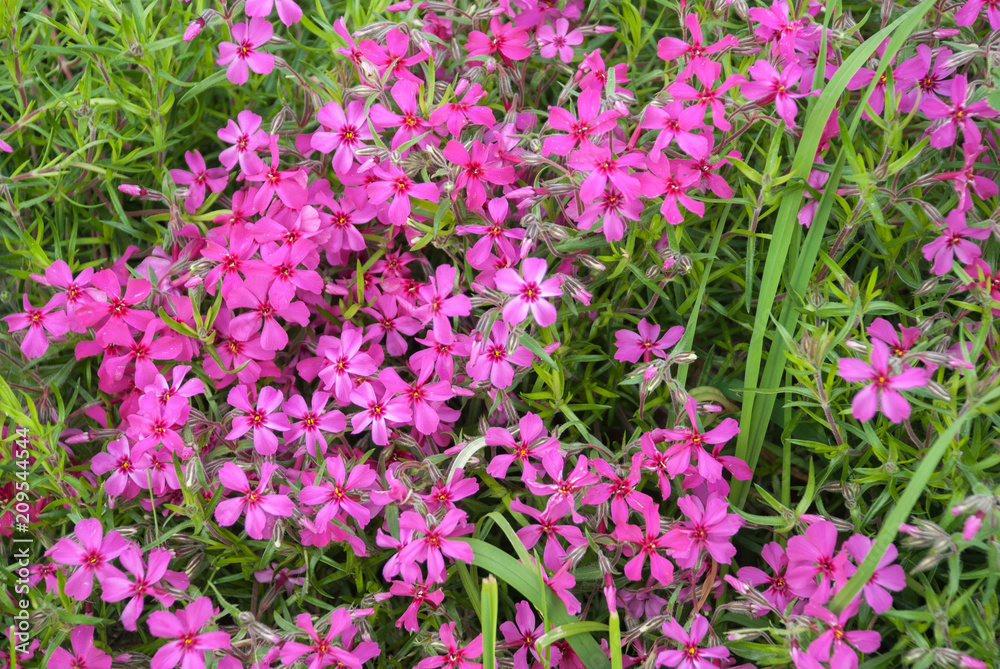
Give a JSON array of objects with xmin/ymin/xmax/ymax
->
[{"xmin": 1, "ymin": 0, "xmax": 1000, "ymax": 667}]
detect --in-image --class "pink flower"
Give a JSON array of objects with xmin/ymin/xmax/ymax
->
[
  {"xmin": 312, "ymin": 101, "xmax": 373, "ymax": 173},
  {"xmin": 537, "ymin": 19, "xmax": 583, "ymax": 63},
  {"xmin": 664, "ymin": 493, "xmax": 742, "ymax": 568},
  {"xmin": 379, "ymin": 364, "xmax": 454, "ymax": 435},
  {"xmin": 843, "ymin": 535, "xmax": 906, "ymax": 614},
  {"xmin": 45, "ymin": 518, "xmax": 129, "ymax": 600},
  {"xmin": 748, "ymin": 0, "xmax": 816, "ymax": 61},
  {"xmin": 467, "ymin": 321, "xmax": 535, "ymax": 388},
  {"xmin": 429, "ymin": 81, "xmax": 495, "ymax": 137},
  {"xmin": 499, "ymin": 601, "xmax": 549, "ymax": 669},
  {"xmin": 443, "ymin": 140, "xmax": 516, "ymax": 211},
  {"xmin": 245, "ymin": 0, "xmax": 301, "ymax": 26},
  {"xmin": 656, "ymin": 615, "xmax": 730, "ymax": 669},
  {"xmin": 169, "ymin": 149, "xmax": 229, "ymax": 213},
  {"xmin": 923, "ymin": 75, "xmax": 998, "ymax": 149},
  {"xmin": 785, "ymin": 520, "xmax": 848, "ymax": 599},
  {"xmin": 370, "ymin": 80, "xmax": 434, "ymax": 152},
  {"xmin": 399, "ymin": 509, "xmax": 475, "ymax": 583},
  {"xmin": 955, "ymin": 0, "xmax": 1000, "ymax": 29},
  {"xmin": 466, "ymin": 18, "xmax": 531, "ymax": 62},
  {"xmin": 27, "ymin": 259, "xmax": 94, "ymax": 330},
  {"xmin": 101, "ymin": 320, "xmax": 182, "ymax": 390},
  {"xmin": 367, "ymin": 163, "xmax": 440, "ymax": 227},
  {"xmin": 2, "ymin": 294, "xmax": 69, "ymax": 359},
  {"xmin": 280, "ymin": 609, "xmax": 376, "ymax": 669},
  {"xmin": 567, "ymin": 142, "xmax": 643, "ymax": 204},
  {"xmin": 613, "ymin": 502, "xmax": 676, "ymax": 585},
  {"xmin": 147, "ymin": 597, "xmax": 231, "ymax": 669},
  {"xmin": 922, "ymin": 209, "xmax": 991, "ymax": 276},
  {"xmin": 656, "ymin": 398, "xmax": 740, "ymax": 484},
  {"xmin": 245, "ymin": 135, "xmax": 309, "ymax": 210},
  {"xmin": 228, "ymin": 277, "xmax": 311, "ymax": 351},
  {"xmin": 613, "ymin": 318, "xmax": 684, "ymax": 363},
  {"xmin": 801, "ymin": 600, "xmax": 881, "ymax": 669},
  {"xmin": 742, "ymin": 59, "xmax": 811, "ymax": 127},
  {"xmin": 524, "ymin": 454, "xmax": 600, "ymax": 523},
  {"xmin": 509, "ymin": 497, "xmax": 588, "ymax": 571},
  {"xmin": 641, "ymin": 101, "xmax": 708, "ymax": 160},
  {"xmin": 657, "ymin": 14, "xmax": 738, "ymax": 79},
  {"xmin": 73, "ymin": 269, "xmax": 154, "ymax": 344},
  {"xmin": 542, "ymin": 87, "xmax": 622, "ymax": 156},
  {"xmin": 127, "ymin": 392, "xmax": 191, "ymax": 454},
  {"xmin": 416, "ymin": 622, "xmax": 483, "ymax": 669},
  {"xmin": 283, "ymin": 392, "xmax": 346, "ymax": 457},
  {"xmin": 736, "ymin": 541, "xmax": 795, "ymax": 612},
  {"xmin": 494, "ymin": 257, "xmax": 563, "ymax": 327},
  {"xmin": 350, "ymin": 383, "xmax": 413, "ymax": 446},
  {"xmin": 935, "ymin": 139, "xmax": 999, "ymax": 212},
  {"xmin": 638, "ymin": 155, "xmax": 703, "ymax": 224},
  {"xmin": 391, "ymin": 578, "xmax": 445, "ymax": 631},
  {"xmin": 574, "ymin": 186, "xmax": 644, "ymax": 242},
  {"xmin": 225, "ymin": 385, "xmax": 291, "ymax": 455},
  {"xmin": 215, "ymin": 462, "xmax": 295, "ymax": 540},
  {"xmin": 414, "ymin": 265, "xmax": 473, "ymax": 340},
  {"xmin": 300, "ymin": 455, "xmax": 377, "ymax": 527},
  {"xmin": 836, "ymin": 340, "xmax": 931, "ymax": 423},
  {"xmin": 100, "ymin": 546, "xmax": 189, "ymax": 631},
  {"xmin": 217, "ymin": 110, "xmax": 268, "ymax": 175},
  {"xmin": 49, "ymin": 626, "xmax": 112, "ymax": 669},
  {"xmin": 585, "ymin": 452, "xmax": 655, "ymax": 524},
  {"xmin": 145, "ymin": 365, "xmax": 206, "ymax": 407},
  {"xmin": 485, "ymin": 412, "xmax": 561, "ymax": 479},
  {"xmin": 91, "ymin": 437, "xmax": 153, "ymax": 500},
  {"xmin": 217, "ymin": 18, "xmax": 275, "ymax": 85},
  {"xmin": 358, "ymin": 28, "xmax": 428, "ymax": 84}
]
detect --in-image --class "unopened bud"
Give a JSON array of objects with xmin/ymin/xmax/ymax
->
[
  {"xmin": 925, "ymin": 379, "xmax": 951, "ymax": 401},
  {"xmin": 577, "ymin": 255, "xmax": 607, "ymax": 272},
  {"xmin": 732, "ymin": 0, "xmax": 750, "ymax": 19},
  {"xmin": 844, "ymin": 339, "xmax": 869, "ymax": 355},
  {"xmin": 944, "ymin": 48, "xmax": 982, "ymax": 70},
  {"xmin": 671, "ymin": 351, "xmax": 698, "ymax": 365},
  {"xmin": 915, "ymin": 276, "xmax": 940, "ymax": 297},
  {"xmin": 183, "ymin": 17, "xmax": 206, "ymax": 42}
]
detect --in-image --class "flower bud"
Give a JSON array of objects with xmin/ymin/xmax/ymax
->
[
  {"xmin": 915, "ymin": 276, "xmax": 940, "ymax": 297},
  {"xmin": 671, "ymin": 351, "xmax": 698, "ymax": 365},
  {"xmin": 577, "ymin": 254, "xmax": 607, "ymax": 272},
  {"xmin": 183, "ymin": 17, "xmax": 206, "ymax": 42}
]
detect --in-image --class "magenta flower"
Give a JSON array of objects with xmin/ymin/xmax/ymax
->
[
  {"xmin": 542, "ymin": 87, "xmax": 622, "ymax": 156},
  {"xmin": 45, "ymin": 518, "xmax": 129, "ymax": 600},
  {"xmin": 801, "ymin": 600, "xmax": 881, "ymax": 669},
  {"xmin": 656, "ymin": 615, "xmax": 730, "ymax": 669},
  {"xmin": 100, "ymin": 546, "xmax": 189, "ymax": 631},
  {"xmin": 398, "ymin": 509, "xmax": 475, "ymax": 583},
  {"xmin": 894, "ymin": 44, "xmax": 955, "ymax": 114},
  {"xmin": 3, "ymin": 294, "xmax": 69, "ymax": 359},
  {"xmin": 49, "ymin": 626, "xmax": 111, "ymax": 669},
  {"xmin": 225, "ymin": 385, "xmax": 291, "ymax": 455},
  {"xmin": 499, "ymin": 601, "xmax": 549, "ymax": 669},
  {"xmin": 524, "ymin": 454, "xmax": 600, "ymax": 523},
  {"xmin": 843, "ymin": 535, "xmax": 906, "ymax": 614},
  {"xmin": 657, "ymin": 14, "xmax": 738, "ymax": 79},
  {"xmin": 836, "ymin": 340, "xmax": 931, "ymax": 423},
  {"xmin": 126, "ymin": 392, "xmax": 191, "ymax": 455},
  {"xmin": 300, "ymin": 455, "xmax": 378, "ymax": 528},
  {"xmin": 466, "ymin": 17, "xmax": 531, "ymax": 62},
  {"xmin": 312, "ymin": 101, "xmax": 373, "ymax": 173},
  {"xmin": 370, "ymin": 80, "xmax": 434, "ymax": 152},
  {"xmin": 429, "ymin": 81, "xmax": 496, "ymax": 137},
  {"xmin": 922, "ymin": 210, "xmax": 991, "ymax": 276},
  {"xmin": 867, "ymin": 318, "xmax": 921, "ymax": 360},
  {"xmin": 101, "ymin": 320, "xmax": 182, "ymax": 390},
  {"xmin": 736, "ymin": 542, "xmax": 795, "ymax": 613},
  {"xmin": 169, "ymin": 150, "xmax": 229, "ymax": 213},
  {"xmin": 613, "ymin": 502, "xmax": 676, "ymax": 585},
  {"xmin": 379, "ymin": 364, "xmax": 454, "ymax": 435},
  {"xmin": 217, "ymin": 18, "xmax": 275, "ymax": 85},
  {"xmin": 148, "ymin": 597, "xmax": 231, "ymax": 669},
  {"xmin": 494, "ymin": 257, "xmax": 563, "ymax": 327},
  {"xmin": 367, "ymin": 162, "xmax": 440, "ymax": 227},
  {"xmin": 74, "ymin": 269, "xmax": 154, "ymax": 345},
  {"xmin": 657, "ymin": 398, "xmax": 740, "ymax": 483},
  {"xmin": 639, "ymin": 155, "xmax": 703, "ymax": 224},
  {"xmin": 664, "ymin": 493, "xmax": 742, "ymax": 568},
  {"xmin": 935, "ymin": 140, "xmax": 999, "ymax": 212},
  {"xmin": 28, "ymin": 259, "xmax": 94, "ymax": 330},
  {"xmin": 283, "ymin": 392, "xmax": 346, "ymax": 457},
  {"xmin": 414, "ymin": 264, "xmax": 473, "ymax": 340},
  {"xmin": 485, "ymin": 412, "xmax": 561, "ymax": 479},
  {"xmin": 350, "ymin": 383, "xmax": 413, "ymax": 446},
  {"xmin": 574, "ymin": 186, "xmax": 645, "ymax": 242},
  {"xmin": 280, "ymin": 609, "xmax": 374, "ymax": 669},
  {"xmin": 742, "ymin": 60, "xmax": 811, "ymax": 128},
  {"xmin": 360, "ymin": 295, "xmax": 422, "ymax": 357},
  {"xmin": 145, "ymin": 365, "xmax": 206, "ymax": 407},
  {"xmin": 215, "ymin": 462, "xmax": 295, "ymax": 540},
  {"xmin": 585, "ymin": 452, "xmax": 655, "ymax": 524},
  {"xmin": 666, "ymin": 59, "xmax": 745, "ymax": 132},
  {"xmin": 455, "ymin": 198, "xmax": 526, "ymax": 268},
  {"xmin": 245, "ymin": 0, "xmax": 301, "ymax": 26},
  {"xmin": 217, "ymin": 110, "xmax": 268, "ymax": 175},
  {"xmin": 748, "ymin": 0, "xmax": 816, "ymax": 61},
  {"xmin": 510, "ymin": 497, "xmax": 589, "ymax": 572},
  {"xmin": 785, "ymin": 520, "xmax": 849, "ymax": 599},
  {"xmin": 442, "ymin": 140, "xmax": 516, "ymax": 211},
  {"xmin": 316, "ymin": 323, "xmax": 379, "ymax": 403},
  {"xmin": 416, "ymin": 622, "xmax": 483, "ymax": 669},
  {"xmin": 391, "ymin": 577, "xmax": 445, "ymax": 632},
  {"xmin": 228, "ymin": 277, "xmax": 311, "ymax": 351},
  {"xmin": 955, "ymin": 0, "xmax": 1000, "ymax": 30},
  {"xmin": 467, "ymin": 322, "xmax": 535, "ymax": 389},
  {"xmin": 537, "ymin": 19, "xmax": 583, "ymax": 63},
  {"xmin": 614, "ymin": 318, "xmax": 684, "ymax": 363},
  {"xmin": 358, "ymin": 28, "xmax": 428, "ymax": 84},
  {"xmin": 641, "ymin": 101, "xmax": 708, "ymax": 160},
  {"xmin": 91, "ymin": 436, "xmax": 153, "ymax": 501},
  {"xmin": 923, "ymin": 76, "xmax": 998, "ymax": 149},
  {"xmin": 567, "ymin": 142, "xmax": 643, "ymax": 204},
  {"xmin": 245, "ymin": 135, "xmax": 309, "ymax": 210}
]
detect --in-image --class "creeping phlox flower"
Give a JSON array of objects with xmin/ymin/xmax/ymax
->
[{"xmin": 836, "ymin": 340, "xmax": 931, "ymax": 423}]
